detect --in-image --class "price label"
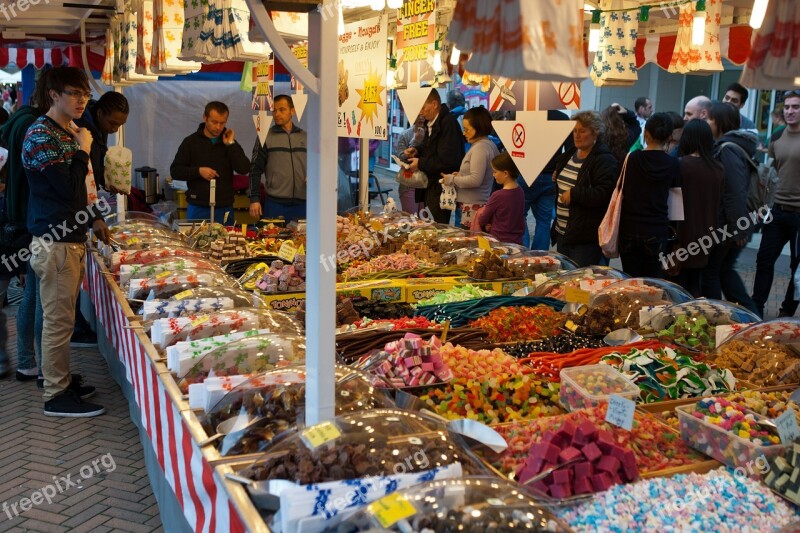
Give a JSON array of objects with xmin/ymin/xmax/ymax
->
[
  {"xmin": 156, "ymin": 271, "xmax": 172, "ymax": 279},
  {"xmin": 190, "ymin": 315, "xmax": 210, "ymax": 328},
  {"xmin": 775, "ymin": 408, "xmax": 800, "ymax": 444},
  {"xmin": 369, "ymin": 220, "xmax": 384, "ymax": 232},
  {"xmin": 296, "ymin": 244, "xmax": 305, "ymax": 257},
  {"xmin": 368, "ymin": 493, "xmax": 417, "ymax": 528},
  {"xmin": 301, "ymin": 420, "xmax": 341, "ymax": 449},
  {"xmin": 128, "ymin": 237, "xmax": 141, "ymax": 245},
  {"xmin": 476, "ymin": 236, "xmax": 492, "ymax": 251},
  {"xmin": 278, "ymin": 240, "xmax": 297, "ymax": 262},
  {"xmin": 605, "ymin": 394, "xmax": 636, "ymax": 431},
  {"xmin": 241, "ymin": 224, "xmax": 247, "ymax": 236},
  {"xmin": 565, "ymin": 286, "xmax": 591, "ymax": 305},
  {"xmin": 564, "ymin": 320, "xmax": 579, "ymax": 332},
  {"xmin": 174, "ymin": 290, "xmax": 193, "ymax": 300}
]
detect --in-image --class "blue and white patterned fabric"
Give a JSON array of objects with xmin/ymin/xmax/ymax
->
[{"xmin": 590, "ymin": 0, "xmax": 640, "ymax": 87}]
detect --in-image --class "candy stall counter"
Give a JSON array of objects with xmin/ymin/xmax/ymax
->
[
  {"xmin": 711, "ymin": 318, "xmax": 800, "ymax": 387},
  {"xmin": 118, "ymin": 257, "xmax": 224, "ymax": 286}
]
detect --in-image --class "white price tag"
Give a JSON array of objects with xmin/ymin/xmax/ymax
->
[
  {"xmin": 605, "ymin": 394, "xmax": 636, "ymax": 431},
  {"xmin": 775, "ymin": 408, "xmax": 800, "ymax": 444}
]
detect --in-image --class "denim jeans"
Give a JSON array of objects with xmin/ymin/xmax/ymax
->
[
  {"xmin": 620, "ymin": 235, "xmax": 667, "ymax": 278},
  {"xmin": 701, "ymin": 244, "xmax": 760, "ymax": 315},
  {"xmin": 16, "ymin": 261, "xmax": 43, "ymax": 372},
  {"xmin": 186, "ymin": 203, "xmax": 235, "ymax": 225},
  {"xmin": 752, "ymin": 206, "xmax": 800, "ymax": 317},
  {"xmin": 518, "ymin": 175, "xmax": 556, "ymax": 250},
  {"xmin": 556, "ymin": 235, "xmax": 603, "ymax": 268},
  {"xmin": 264, "ymin": 199, "xmax": 307, "ymax": 224}
]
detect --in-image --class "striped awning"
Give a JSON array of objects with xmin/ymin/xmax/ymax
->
[{"xmin": 0, "ymin": 47, "xmax": 70, "ymax": 69}]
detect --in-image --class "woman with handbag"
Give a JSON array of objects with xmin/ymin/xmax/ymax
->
[
  {"xmin": 551, "ymin": 111, "xmax": 618, "ymax": 267},
  {"xmin": 441, "ymin": 107, "xmax": 499, "ymax": 230},
  {"xmin": 618, "ymin": 113, "xmax": 679, "ymax": 277}
]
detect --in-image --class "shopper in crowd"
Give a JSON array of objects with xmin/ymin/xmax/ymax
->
[
  {"xmin": 171, "ymin": 101, "xmax": 250, "ymax": 225},
  {"xmin": 518, "ymin": 109, "xmax": 573, "ymax": 250},
  {"xmin": 551, "ymin": 111, "xmax": 618, "ymax": 267},
  {"xmin": 447, "ymin": 89, "xmax": 467, "ymax": 130},
  {"xmin": 0, "ymin": 107, "xmax": 10, "ymax": 378},
  {"xmin": 665, "ymin": 111, "xmax": 685, "ymax": 156},
  {"xmin": 22, "ymin": 66, "xmax": 111, "ymax": 416},
  {"xmin": 752, "ymin": 90, "xmax": 800, "ymax": 318},
  {"xmin": 765, "ymin": 106, "xmax": 787, "ymax": 149},
  {"xmin": 634, "ymin": 96, "xmax": 653, "ymax": 147},
  {"xmin": 669, "ymin": 119, "xmax": 725, "ymax": 297},
  {"xmin": 600, "ymin": 103, "xmax": 641, "ymax": 166},
  {"xmin": 684, "ymin": 95, "xmax": 712, "ymax": 121},
  {"xmin": 722, "ymin": 82, "xmax": 759, "ymax": 133},
  {"xmin": 395, "ymin": 115, "xmax": 426, "ymax": 214},
  {"xmin": 404, "ymin": 89, "xmax": 465, "ymax": 224},
  {"xmin": 74, "ymin": 91, "xmax": 129, "ymax": 193},
  {"xmin": 618, "ymin": 113, "xmax": 678, "ymax": 278},
  {"xmin": 701, "ymin": 101, "xmax": 759, "ymax": 313},
  {"xmin": 441, "ymin": 107, "xmax": 498, "ymax": 230},
  {"xmin": 248, "ymin": 95, "xmax": 307, "ymax": 222},
  {"xmin": 474, "ymin": 152, "xmax": 525, "ymax": 245},
  {"xmin": 0, "ymin": 70, "xmax": 50, "ymax": 384}
]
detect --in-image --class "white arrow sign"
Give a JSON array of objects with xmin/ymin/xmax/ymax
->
[
  {"xmin": 253, "ymin": 110, "xmax": 270, "ymax": 146},
  {"xmin": 292, "ymin": 91, "xmax": 308, "ymax": 123},
  {"xmin": 492, "ymin": 111, "xmax": 575, "ymax": 186},
  {"xmin": 396, "ymin": 83, "xmax": 434, "ymax": 126}
]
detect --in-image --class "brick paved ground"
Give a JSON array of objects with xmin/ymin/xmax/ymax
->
[{"xmin": 0, "ymin": 313, "xmax": 163, "ymax": 533}]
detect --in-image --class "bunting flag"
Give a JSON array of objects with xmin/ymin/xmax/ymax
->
[{"xmin": 634, "ymin": 24, "xmax": 752, "ymax": 70}]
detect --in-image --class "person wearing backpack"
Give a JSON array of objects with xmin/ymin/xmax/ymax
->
[
  {"xmin": 701, "ymin": 102, "xmax": 759, "ymax": 314},
  {"xmin": 752, "ymin": 90, "xmax": 800, "ymax": 318}
]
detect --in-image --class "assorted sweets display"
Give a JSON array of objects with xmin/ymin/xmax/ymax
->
[{"xmin": 96, "ymin": 211, "xmax": 800, "ymax": 530}]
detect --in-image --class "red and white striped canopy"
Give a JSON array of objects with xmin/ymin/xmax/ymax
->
[{"xmin": 0, "ymin": 47, "xmax": 70, "ymax": 69}]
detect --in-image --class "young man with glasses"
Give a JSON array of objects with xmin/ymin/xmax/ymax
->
[
  {"xmin": 22, "ymin": 67, "xmax": 111, "ymax": 417},
  {"xmin": 753, "ymin": 90, "xmax": 800, "ymax": 318}
]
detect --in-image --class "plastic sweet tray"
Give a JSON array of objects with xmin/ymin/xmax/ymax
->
[
  {"xmin": 559, "ymin": 364, "xmax": 640, "ymax": 411},
  {"xmin": 676, "ymin": 404, "xmax": 786, "ymax": 471}
]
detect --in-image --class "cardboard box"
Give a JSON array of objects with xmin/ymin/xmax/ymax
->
[
  {"xmin": 336, "ymin": 280, "xmax": 405, "ymax": 302},
  {"xmin": 403, "ymin": 277, "xmax": 463, "ymax": 304},
  {"xmin": 260, "ymin": 292, "xmax": 306, "ymax": 312},
  {"xmin": 458, "ymin": 278, "xmax": 533, "ymax": 296}
]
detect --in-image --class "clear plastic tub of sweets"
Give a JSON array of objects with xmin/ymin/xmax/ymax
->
[{"xmin": 559, "ymin": 364, "xmax": 641, "ymax": 411}]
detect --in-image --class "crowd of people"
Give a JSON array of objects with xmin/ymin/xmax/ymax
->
[{"xmin": 392, "ymin": 86, "xmax": 799, "ymax": 320}]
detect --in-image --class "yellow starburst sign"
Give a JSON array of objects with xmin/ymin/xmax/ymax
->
[{"xmin": 355, "ymin": 68, "xmax": 385, "ymax": 126}]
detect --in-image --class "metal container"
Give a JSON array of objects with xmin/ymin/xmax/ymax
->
[{"xmin": 136, "ymin": 166, "xmax": 159, "ymax": 204}]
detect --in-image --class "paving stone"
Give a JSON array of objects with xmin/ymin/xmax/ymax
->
[
  {"xmin": 103, "ymin": 517, "xmax": 157, "ymax": 533},
  {"xmin": 66, "ymin": 514, "xmax": 111, "ymax": 533},
  {"xmin": 62, "ymin": 504, "xmax": 113, "ymax": 528}
]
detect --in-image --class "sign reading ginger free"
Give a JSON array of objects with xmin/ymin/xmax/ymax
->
[{"xmin": 394, "ymin": 0, "xmax": 436, "ymax": 88}]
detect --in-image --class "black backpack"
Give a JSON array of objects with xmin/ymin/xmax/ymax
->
[{"xmin": 719, "ymin": 142, "xmax": 779, "ymax": 213}]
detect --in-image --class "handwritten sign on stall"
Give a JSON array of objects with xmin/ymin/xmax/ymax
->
[{"xmin": 605, "ymin": 394, "xmax": 636, "ymax": 431}]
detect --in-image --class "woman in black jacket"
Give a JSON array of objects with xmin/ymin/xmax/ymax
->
[
  {"xmin": 700, "ymin": 102, "xmax": 760, "ymax": 313},
  {"xmin": 618, "ymin": 113, "xmax": 678, "ymax": 277},
  {"xmin": 551, "ymin": 111, "xmax": 619, "ymax": 267}
]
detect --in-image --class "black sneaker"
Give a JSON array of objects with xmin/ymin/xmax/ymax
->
[
  {"xmin": 0, "ymin": 360, "xmax": 8, "ymax": 379},
  {"xmin": 16, "ymin": 369, "xmax": 39, "ymax": 381},
  {"xmin": 44, "ymin": 390, "xmax": 105, "ymax": 418},
  {"xmin": 37, "ymin": 374, "xmax": 93, "ymax": 400},
  {"xmin": 70, "ymin": 331, "xmax": 98, "ymax": 348}
]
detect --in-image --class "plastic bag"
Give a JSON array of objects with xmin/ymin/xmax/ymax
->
[
  {"xmin": 440, "ymin": 183, "xmax": 457, "ymax": 211},
  {"xmin": 395, "ymin": 168, "xmax": 429, "ymax": 189}
]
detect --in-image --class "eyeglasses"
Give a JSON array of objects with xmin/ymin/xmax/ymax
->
[
  {"xmin": 784, "ymin": 90, "xmax": 800, "ymax": 98},
  {"xmin": 62, "ymin": 89, "xmax": 92, "ymax": 100}
]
